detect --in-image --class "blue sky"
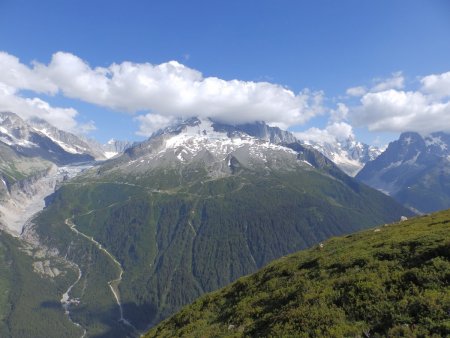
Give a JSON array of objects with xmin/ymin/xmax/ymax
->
[{"xmin": 0, "ymin": 0, "xmax": 449, "ymax": 145}]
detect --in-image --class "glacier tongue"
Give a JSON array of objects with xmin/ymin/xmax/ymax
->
[{"xmin": 0, "ymin": 164, "xmax": 92, "ymax": 236}]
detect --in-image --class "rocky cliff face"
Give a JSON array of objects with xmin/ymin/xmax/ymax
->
[
  {"xmin": 0, "ymin": 111, "xmax": 102, "ymax": 164},
  {"xmin": 357, "ymin": 131, "xmax": 450, "ymax": 213},
  {"xmin": 299, "ymin": 135, "xmax": 382, "ymax": 176},
  {"xmin": 29, "ymin": 117, "xmax": 106, "ymax": 160},
  {"xmin": 102, "ymin": 139, "xmax": 133, "ymax": 158},
  {"xmin": 212, "ymin": 120, "xmax": 297, "ymax": 144}
]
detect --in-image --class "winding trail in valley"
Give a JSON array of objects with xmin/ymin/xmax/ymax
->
[{"xmin": 64, "ymin": 210, "xmax": 136, "ymax": 331}]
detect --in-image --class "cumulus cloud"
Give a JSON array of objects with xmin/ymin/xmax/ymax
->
[
  {"xmin": 6, "ymin": 50, "xmax": 449, "ymax": 139},
  {"xmin": 421, "ymin": 71, "xmax": 450, "ymax": 99},
  {"xmin": 0, "ymin": 51, "xmax": 324, "ymax": 135},
  {"xmin": 346, "ymin": 72, "xmax": 404, "ymax": 98},
  {"xmin": 294, "ymin": 103, "xmax": 354, "ymax": 146},
  {"xmin": 350, "ymin": 70, "xmax": 450, "ymax": 134},
  {"xmin": 42, "ymin": 52, "xmax": 324, "ymax": 133},
  {"xmin": 135, "ymin": 114, "xmax": 176, "ymax": 136},
  {"xmin": 295, "ymin": 121, "xmax": 355, "ymax": 145},
  {"xmin": 346, "ymin": 86, "xmax": 367, "ymax": 97},
  {"xmin": 329, "ymin": 103, "xmax": 349, "ymax": 123},
  {"xmin": 0, "ymin": 53, "xmax": 93, "ymax": 132},
  {"xmin": 0, "ymin": 82, "xmax": 82, "ymax": 131},
  {"xmin": 371, "ymin": 71, "xmax": 404, "ymax": 92},
  {"xmin": 0, "ymin": 52, "xmax": 57, "ymax": 94},
  {"xmin": 78, "ymin": 120, "xmax": 97, "ymax": 134},
  {"xmin": 43, "ymin": 52, "xmax": 111, "ymax": 105}
]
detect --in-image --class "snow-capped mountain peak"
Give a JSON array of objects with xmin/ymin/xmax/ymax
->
[
  {"xmin": 356, "ymin": 131, "xmax": 450, "ymax": 213},
  {"xmin": 151, "ymin": 117, "xmax": 297, "ymax": 145},
  {"xmin": 297, "ymin": 134, "xmax": 382, "ymax": 177},
  {"xmin": 102, "ymin": 138, "xmax": 133, "ymax": 159},
  {"xmin": 0, "ymin": 111, "xmax": 102, "ymax": 164},
  {"xmin": 149, "ymin": 118, "xmax": 298, "ymax": 162},
  {"xmin": 0, "ymin": 112, "xmax": 38, "ymax": 148},
  {"xmin": 117, "ymin": 117, "xmax": 316, "ymax": 176},
  {"xmin": 424, "ymin": 132, "xmax": 450, "ymax": 155}
]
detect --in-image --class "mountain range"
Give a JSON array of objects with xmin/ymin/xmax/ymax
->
[
  {"xmin": 0, "ymin": 112, "xmax": 101, "ymax": 164},
  {"xmin": 298, "ymin": 134, "xmax": 382, "ymax": 177},
  {"xmin": 0, "ymin": 111, "xmax": 133, "ymax": 235},
  {"xmin": 22, "ymin": 117, "xmax": 411, "ymax": 336},
  {"xmin": 357, "ymin": 131, "xmax": 450, "ymax": 213},
  {"xmin": 0, "ymin": 112, "xmax": 446, "ymax": 337}
]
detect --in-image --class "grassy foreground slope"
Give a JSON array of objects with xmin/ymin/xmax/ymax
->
[{"xmin": 146, "ymin": 210, "xmax": 450, "ymax": 338}]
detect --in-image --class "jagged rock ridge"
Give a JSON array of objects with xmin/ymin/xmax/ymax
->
[
  {"xmin": 357, "ymin": 131, "xmax": 450, "ymax": 213},
  {"xmin": 299, "ymin": 135, "xmax": 382, "ymax": 176}
]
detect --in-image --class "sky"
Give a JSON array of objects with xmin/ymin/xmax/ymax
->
[{"xmin": 0, "ymin": 0, "xmax": 449, "ymax": 146}]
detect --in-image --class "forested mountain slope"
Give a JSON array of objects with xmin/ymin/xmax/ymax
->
[{"xmin": 30, "ymin": 118, "xmax": 413, "ymax": 334}]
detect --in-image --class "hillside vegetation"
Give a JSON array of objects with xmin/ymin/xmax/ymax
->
[
  {"xmin": 34, "ymin": 163, "xmax": 411, "ymax": 330},
  {"xmin": 0, "ymin": 232, "xmax": 81, "ymax": 338},
  {"xmin": 28, "ymin": 120, "xmax": 413, "ymax": 333},
  {"xmin": 146, "ymin": 209, "xmax": 450, "ymax": 337}
]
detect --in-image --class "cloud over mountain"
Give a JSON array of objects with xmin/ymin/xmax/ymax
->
[
  {"xmin": 44, "ymin": 52, "xmax": 325, "ymax": 133},
  {"xmin": 0, "ymin": 52, "xmax": 89, "ymax": 132},
  {"xmin": 0, "ymin": 51, "xmax": 324, "ymax": 135},
  {"xmin": 295, "ymin": 121, "xmax": 355, "ymax": 145},
  {"xmin": 1, "ymin": 50, "xmax": 449, "ymax": 138},
  {"xmin": 0, "ymin": 83, "xmax": 83, "ymax": 132}
]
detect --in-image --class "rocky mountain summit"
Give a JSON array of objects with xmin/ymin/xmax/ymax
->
[
  {"xmin": 357, "ymin": 131, "xmax": 450, "ymax": 213},
  {"xmin": 102, "ymin": 139, "xmax": 133, "ymax": 158},
  {"xmin": 299, "ymin": 134, "xmax": 382, "ymax": 176},
  {"xmin": 0, "ymin": 112, "xmax": 101, "ymax": 235},
  {"xmin": 0, "ymin": 111, "xmax": 100, "ymax": 164}
]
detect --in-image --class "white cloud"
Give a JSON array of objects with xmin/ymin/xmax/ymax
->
[
  {"xmin": 0, "ymin": 82, "xmax": 83, "ymax": 132},
  {"xmin": 421, "ymin": 71, "xmax": 450, "ymax": 98},
  {"xmin": 371, "ymin": 71, "xmax": 404, "ymax": 92},
  {"xmin": 346, "ymin": 86, "xmax": 367, "ymax": 97},
  {"xmin": 346, "ymin": 72, "xmax": 404, "ymax": 98},
  {"xmin": 134, "ymin": 114, "xmax": 176, "ymax": 136},
  {"xmin": 0, "ymin": 52, "xmax": 94, "ymax": 132},
  {"xmin": 294, "ymin": 102, "xmax": 353, "ymax": 146},
  {"xmin": 347, "ymin": 70, "xmax": 450, "ymax": 135},
  {"xmin": 351, "ymin": 88, "xmax": 450, "ymax": 134},
  {"xmin": 0, "ymin": 51, "xmax": 325, "ymax": 136},
  {"xmin": 329, "ymin": 103, "xmax": 349, "ymax": 123},
  {"xmin": 326, "ymin": 121, "xmax": 354, "ymax": 140},
  {"xmin": 6, "ymin": 51, "xmax": 449, "ymax": 139},
  {"xmin": 0, "ymin": 52, "xmax": 57, "ymax": 94},
  {"xmin": 78, "ymin": 120, "xmax": 97, "ymax": 134},
  {"xmin": 5, "ymin": 51, "xmax": 322, "ymax": 134},
  {"xmin": 295, "ymin": 121, "xmax": 354, "ymax": 144}
]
